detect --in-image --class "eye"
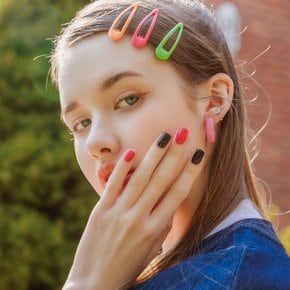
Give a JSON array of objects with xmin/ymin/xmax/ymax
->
[
  {"xmin": 72, "ymin": 119, "xmax": 92, "ymax": 133},
  {"xmin": 114, "ymin": 94, "xmax": 140, "ymax": 109}
]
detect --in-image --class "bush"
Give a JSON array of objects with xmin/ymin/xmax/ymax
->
[{"xmin": 0, "ymin": 1, "xmax": 94, "ymax": 289}]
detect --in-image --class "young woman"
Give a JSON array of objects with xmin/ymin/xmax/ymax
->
[{"xmin": 50, "ymin": 0, "xmax": 290, "ymax": 289}]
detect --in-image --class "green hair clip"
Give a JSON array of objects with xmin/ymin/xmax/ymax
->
[{"xmin": 155, "ymin": 22, "xmax": 184, "ymax": 61}]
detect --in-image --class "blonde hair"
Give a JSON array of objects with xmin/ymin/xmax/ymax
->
[{"xmin": 50, "ymin": 0, "xmax": 265, "ymax": 286}]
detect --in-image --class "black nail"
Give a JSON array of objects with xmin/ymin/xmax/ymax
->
[
  {"xmin": 157, "ymin": 132, "xmax": 171, "ymax": 148},
  {"xmin": 191, "ymin": 149, "xmax": 205, "ymax": 164}
]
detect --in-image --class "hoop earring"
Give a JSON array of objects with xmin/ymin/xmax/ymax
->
[{"xmin": 205, "ymin": 116, "xmax": 216, "ymax": 144}]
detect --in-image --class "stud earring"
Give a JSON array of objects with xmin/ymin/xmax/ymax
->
[
  {"xmin": 211, "ymin": 107, "xmax": 221, "ymax": 115},
  {"xmin": 205, "ymin": 116, "xmax": 216, "ymax": 144}
]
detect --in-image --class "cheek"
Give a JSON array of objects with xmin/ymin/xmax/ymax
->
[
  {"xmin": 117, "ymin": 106, "xmax": 205, "ymax": 163},
  {"xmin": 74, "ymin": 139, "xmax": 102, "ymax": 194}
]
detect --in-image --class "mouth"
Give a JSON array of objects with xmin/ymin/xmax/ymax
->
[
  {"xmin": 97, "ymin": 164, "xmax": 115, "ymax": 188},
  {"xmin": 98, "ymin": 165, "xmax": 135, "ymax": 190}
]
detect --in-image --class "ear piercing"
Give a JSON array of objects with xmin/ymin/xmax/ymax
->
[{"xmin": 211, "ymin": 107, "xmax": 221, "ymax": 115}]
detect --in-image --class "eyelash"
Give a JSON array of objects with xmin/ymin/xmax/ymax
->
[
  {"xmin": 114, "ymin": 94, "xmax": 141, "ymax": 110},
  {"xmin": 69, "ymin": 93, "xmax": 142, "ymax": 134},
  {"xmin": 71, "ymin": 119, "xmax": 92, "ymax": 134}
]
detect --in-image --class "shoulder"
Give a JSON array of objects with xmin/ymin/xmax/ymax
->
[{"xmin": 134, "ymin": 219, "xmax": 290, "ymax": 290}]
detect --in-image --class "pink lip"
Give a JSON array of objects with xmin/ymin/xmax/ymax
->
[
  {"xmin": 97, "ymin": 165, "xmax": 135, "ymax": 190},
  {"xmin": 97, "ymin": 164, "xmax": 115, "ymax": 188}
]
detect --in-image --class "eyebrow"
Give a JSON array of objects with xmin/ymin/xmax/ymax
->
[
  {"xmin": 100, "ymin": 71, "xmax": 143, "ymax": 91},
  {"xmin": 61, "ymin": 101, "xmax": 79, "ymax": 121},
  {"xmin": 61, "ymin": 71, "xmax": 143, "ymax": 120}
]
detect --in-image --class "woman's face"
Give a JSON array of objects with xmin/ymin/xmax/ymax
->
[{"xmin": 58, "ymin": 34, "xmax": 207, "ymax": 195}]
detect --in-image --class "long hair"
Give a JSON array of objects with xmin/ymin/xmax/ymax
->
[{"xmin": 50, "ymin": 0, "xmax": 265, "ymax": 285}]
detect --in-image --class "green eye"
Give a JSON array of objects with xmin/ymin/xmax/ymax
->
[
  {"xmin": 115, "ymin": 95, "xmax": 140, "ymax": 109},
  {"xmin": 73, "ymin": 119, "xmax": 91, "ymax": 132}
]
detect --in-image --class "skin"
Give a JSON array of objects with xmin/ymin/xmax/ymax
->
[{"xmin": 58, "ymin": 34, "xmax": 233, "ymax": 289}]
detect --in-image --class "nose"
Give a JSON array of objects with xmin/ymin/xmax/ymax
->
[{"xmin": 85, "ymin": 117, "xmax": 120, "ymax": 160}]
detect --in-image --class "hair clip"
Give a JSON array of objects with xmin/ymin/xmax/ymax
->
[
  {"xmin": 108, "ymin": 3, "xmax": 139, "ymax": 41},
  {"xmin": 155, "ymin": 22, "xmax": 184, "ymax": 61},
  {"xmin": 131, "ymin": 9, "xmax": 159, "ymax": 48}
]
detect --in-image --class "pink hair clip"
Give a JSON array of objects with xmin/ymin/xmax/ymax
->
[
  {"xmin": 131, "ymin": 9, "xmax": 159, "ymax": 48},
  {"xmin": 108, "ymin": 3, "xmax": 139, "ymax": 41}
]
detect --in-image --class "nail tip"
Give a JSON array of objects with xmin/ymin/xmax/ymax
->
[
  {"xmin": 157, "ymin": 132, "xmax": 171, "ymax": 148},
  {"xmin": 191, "ymin": 149, "xmax": 205, "ymax": 164}
]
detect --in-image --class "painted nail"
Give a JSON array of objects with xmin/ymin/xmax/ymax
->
[
  {"xmin": 175, "ymin": 128, "xmax": 189, "ymax": 144},
  {"xmin": 157, "ymin": 132, "xmax": 171, "ymax": 148},
  {"xmin": 191, "ymin": 149, "xmax": 205, "ymax": 164},
  {"xmin": 124, "ymin": 149, "xmax": 136, "ymax": 162}
]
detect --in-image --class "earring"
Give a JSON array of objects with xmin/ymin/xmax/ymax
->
[
  {"xmin": 211, "ymin": 107, "xmax": 221, "ymax": 115},
  {"xmin": 205, "ymin": 116, "xmax": 216, "ymax": 144}
]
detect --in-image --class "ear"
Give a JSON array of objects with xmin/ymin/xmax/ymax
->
[{"xmin": 200, "ymin": 73, "xmax": 234, "ymax": 124}]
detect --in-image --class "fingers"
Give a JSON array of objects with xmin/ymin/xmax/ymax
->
[
  {"xmin": 151, "ymin": 149, "xmax": 205, "ymax": 224},
  {"xmin": 99, "ymin": 149, "xmax": 136, "ymax": 208},
  {"xmin": 135, "ymin": 128, "xmax": 190, "ymax": 213},
  {"xmin": 101, "ymin": 127, "xmax": 204, "ymax": 220},
  {"xmin": 118, "ymin": 132, "xmax": 172, "ymax": 208}
]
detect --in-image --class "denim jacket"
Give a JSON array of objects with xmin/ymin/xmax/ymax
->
[{"xmin": 134, "ymin": 219, "xmax": 290, "ymax": 289}]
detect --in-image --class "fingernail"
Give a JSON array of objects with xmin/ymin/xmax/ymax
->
[
  {"xmin": 124, "ymin": 149, "xmax": 136, "ymax": 162},
  {"xmin": 175, "ymin": 128, "xmax": 189, "ymax": 144},
  {"xmin": 191, "ymin": 149, "xmax": 205, "ymax": 164},
  {"xmin": 157, "ymin": 132, "xmax": 171, "ymax": 148}
]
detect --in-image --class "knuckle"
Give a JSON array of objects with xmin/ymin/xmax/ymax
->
[{"xmin": 144, "ymin": 223, "xmax": 159, "ymax": 238}]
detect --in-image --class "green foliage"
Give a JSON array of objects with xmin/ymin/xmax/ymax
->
[{"xmin": 0, "ymin": 0, "xmax": 93, "ymax": 289}]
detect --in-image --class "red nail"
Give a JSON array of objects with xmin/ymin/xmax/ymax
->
[
  {"xmin": 175, "ymin": 128, "xmax": 189, "ymax": 144},
  {"xmin": 124, "ymin": 149, "xmax": 136, "ymax": 162}
]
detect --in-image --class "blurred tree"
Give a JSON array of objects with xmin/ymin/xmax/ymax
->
[{"xmin": 0, "ymin": 0, "xmax": 93, "ymax": 289}]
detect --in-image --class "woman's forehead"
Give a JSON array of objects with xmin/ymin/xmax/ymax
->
[{"xmin": 58, "ymin": 33, "xmax": 183, "ymax": 90}]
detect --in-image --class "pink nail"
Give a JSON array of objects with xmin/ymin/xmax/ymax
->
[
  {"xmin": 124, "ymin": 149, "xmax": 136, "ymax": 162},
  {"xmin": 174, "ymin": 128, "xmax": 189, "ymax": 144}
]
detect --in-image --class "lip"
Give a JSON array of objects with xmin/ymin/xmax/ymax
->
[
  {"xmin": 97, "ymin": 164, "xmax": 115, "ymax": 188},
  {"xmin": 97, "ymin": 164, "xmax": 135, "ymax": 189}
]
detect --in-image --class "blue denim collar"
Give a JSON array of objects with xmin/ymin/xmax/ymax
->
[{"xmin": 201, "ymin": 218, "xmax": 281, "ymax": 254}]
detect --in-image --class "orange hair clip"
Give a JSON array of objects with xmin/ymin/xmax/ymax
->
[{"xmin": 108, "ymin": 3, "xmax": 139, "ymax": 41}]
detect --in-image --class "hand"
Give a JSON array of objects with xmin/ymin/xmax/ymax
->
[{"xmin": 63, "ymin": 129, "xmax": 205, "ymax": 290}]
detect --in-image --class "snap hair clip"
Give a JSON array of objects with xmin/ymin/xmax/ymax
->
[
  {"xmin": 155, "ymin": 22, "xmax": 184, "ymax": 61},
  {"xmin": 132, "ymin": 9, "xmax": 160, "ymax": 48},
  {"xmin": 108, "ymin": 3, "xmax": 139, "ymax": 41}
]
